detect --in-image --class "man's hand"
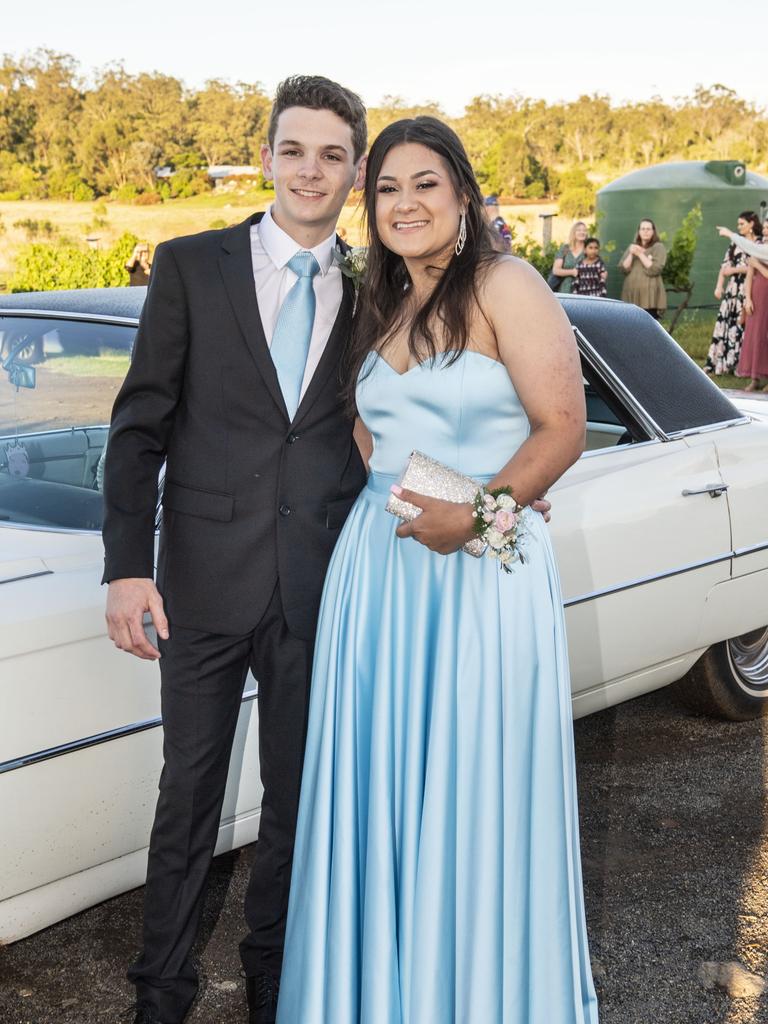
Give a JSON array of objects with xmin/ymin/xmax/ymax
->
[
  {"xmin": 531, "ymin": 496, "xmax": 552, "ymax": 522},
  {"xmin": 106, "ymin": 578, "xmax": 169, "ymax": 660}
]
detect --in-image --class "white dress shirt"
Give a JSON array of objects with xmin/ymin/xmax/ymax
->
[{"xmin": 250, "ymin": 207, "xmax": 343, "ymax": 401}]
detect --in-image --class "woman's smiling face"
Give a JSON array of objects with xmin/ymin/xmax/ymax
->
[{"xmin": 375, "ymin": 142, "xmax": 464, "ymax": 262}]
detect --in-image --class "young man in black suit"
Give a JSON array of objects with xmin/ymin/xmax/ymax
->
[{"xmin": 102, "ymin": 76, "xmax": 368, "ymax": 1024}]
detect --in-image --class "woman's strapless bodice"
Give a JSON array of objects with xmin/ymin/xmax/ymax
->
[{"xmin": 356, "ymin": 350, "xmax": 530, "ymax": 478}]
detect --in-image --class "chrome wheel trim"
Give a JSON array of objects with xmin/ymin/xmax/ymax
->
[{"xmin": 727, "ymin": 627, "xmax": 768, "ymax": 697}]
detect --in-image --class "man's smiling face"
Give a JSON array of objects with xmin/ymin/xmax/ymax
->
[{"xmin": 261, "ymin": 106, "xmax": 365, "ymax": 244}]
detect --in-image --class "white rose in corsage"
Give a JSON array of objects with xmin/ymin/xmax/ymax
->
[{"xmin": 471, "ymin": 486, "xmax": 526, "ymax": 573}]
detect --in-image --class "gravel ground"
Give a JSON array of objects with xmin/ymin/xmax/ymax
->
[{"xmin": 1, "ymin": 685, "xmax": 767, "ymax": 1024}]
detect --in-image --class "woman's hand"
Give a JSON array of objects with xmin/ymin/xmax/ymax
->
[
  {"xmin": 716, "ymin": 226, "xmax": 732, "ymax": 239},
  {"xmin": 745, "ymin": 298, "xmax": 754, "ymax": 316},
  {"xmin": 714, "ymin": 283, "xmax": 723, "ymax": 300},
  {"xmin": 393, "ymin": 488, "xmax": 554, "ymax": 555},
  {"xmin": 393, "ymin": 489, "xmax": 475, "ymax": 554}
]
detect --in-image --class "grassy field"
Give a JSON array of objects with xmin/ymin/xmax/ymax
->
[
  {"xmin": 665, "ymin": 310, "xmax": 750, "ymax": 389},
  {"xmin": 0, "ymin": 194, "xmax": 560, "ymax": 289},
  {"xmin": 0, "ymin": 195, "xmax": 744, "ymax": 392},
  {"xmin": 43, "ymin": 349, "xmax": 131, "ymax": 377}
]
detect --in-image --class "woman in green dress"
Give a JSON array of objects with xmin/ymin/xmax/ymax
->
[
  {"xmin": 619, "ymin": 219, "xmax": 667, "ymax": 318},
  {"xmin": 550, "ymin": 221, "xmax": 587, "ymax": 293}
]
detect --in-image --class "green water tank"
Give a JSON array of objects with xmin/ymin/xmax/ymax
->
[{"xmin": 596, "ymin": 161, "xmax": 768, "ymax": 308}]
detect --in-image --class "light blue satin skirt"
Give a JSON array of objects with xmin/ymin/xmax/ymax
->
[{"xmin": 277, "ymin": 473, "xmax": 599, "ymax": 1023}]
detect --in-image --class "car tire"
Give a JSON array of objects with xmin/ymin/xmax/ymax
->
[
  {"xmin": 1, "ymin": 333, "xmax": 44, "ymax": 365},
  {"xmin": 674, "ymin": 627, "xmax": 768, "ymax": 721}
]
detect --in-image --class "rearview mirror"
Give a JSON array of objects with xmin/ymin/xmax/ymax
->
[{"xmin": 6, "ymin": 362, "xmax": 36, "ymax": 390}]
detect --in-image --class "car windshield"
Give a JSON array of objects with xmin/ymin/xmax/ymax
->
[{"xmin": 0, "ymin": 314, "xmax": 135, "ymax": 531}]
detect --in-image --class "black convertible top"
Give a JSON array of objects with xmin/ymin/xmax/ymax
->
[
  {"xmin": 0, "ymin": 286, "xmax": 743, "ymax": 435},
  {"xmin": 560, "ymin": 295, "xmax": 741, "ymax": 433},
  {"xmin": 0, "ymin": 286, "xmax": 146, "ymax": 320}
]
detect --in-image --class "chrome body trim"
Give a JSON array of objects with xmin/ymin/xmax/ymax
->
[
  {"xmin": 0, "ymin": 688, "xmax": 258, "ymax": 776},
  {"xmin": 563, "ymin": 551, "xmax": 735, "ymax": 607},
  {"xmin": 0, "ymin": 569, "xmax": 53, "ymax": 586},
  {"xmin": 579, "ymin": 438, "xmax": 661, "ymax": 460},
  {"xmin": 564, "ymin": 539, "xmax": 768, "ymax": 607},
  {"xmin": 0, "ymin": 309, "xmax": 139, "ymax": 328},
  {"xmin": 668, "ymin": 417, "xmax": 751, "ymax": 438},
  {"xmin": 734, "ymin": 540, "xmax": 768, "ymax": 558}
]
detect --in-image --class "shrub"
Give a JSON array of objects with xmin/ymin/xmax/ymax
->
[
  {"xmin": 13, "ymin": 218, "xmax": 58, "ymax": 239},
  {"xmin": 511, "ymin": 237, "xmax": 561, "ymax": 279},
  {"xmin": 112, "ymin": 183, "xmax": 139, "ymax": 202},
  {"xmin": 209, "ymin": 218, "xmax": 227, "ymax": 229},
  {"xmin": 524, "ymin": 181, "xmax": 545, "ymax": 200},
  {"xmin": 559, "ymin": 186, "xmax": 595, "ymax": 218},
  {"xmin": 46, "ymin": 171, "xmax": 96, "ymax": 202},
  {"xmin": 663, "ymin": 204, "xmax": 703, "ymax": 292},
  {"xmin": 134, "ymin": 191, "xmax": 162, "ymax": 205},
  {"xmin": 9, "ymin": 232, "xmax": 139, "ymax": 292}
]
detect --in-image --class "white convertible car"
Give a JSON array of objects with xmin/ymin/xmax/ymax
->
[{"xmin": 1, "ymin": 289, "xmax": 767, "ymax": 945}]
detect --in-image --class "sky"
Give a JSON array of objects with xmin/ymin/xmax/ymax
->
[{"xmin": 4, "ymin": 0, "xmax": 767, "ymax": 114}]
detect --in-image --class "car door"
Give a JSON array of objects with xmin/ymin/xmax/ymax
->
[
  {"xmin": 548, "ymin": 429, "xmax": 732, "ymax": 717},
  {"xmin": 0, "ymin": 312, "xmax": 263, "ymax": 943}
]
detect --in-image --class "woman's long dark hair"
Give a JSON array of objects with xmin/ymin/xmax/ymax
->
[
  {"xmin": 345, "ymin": 116, "xmax": 496, "ymax": 408},
  {"xmin": 738, "ymin": 210, "xmax": 762, "ymax": 237}
]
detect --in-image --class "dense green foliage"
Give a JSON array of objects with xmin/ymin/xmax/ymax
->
[
  {"xmin": 9, "ymin": 231, "xmax": 138, "ymax": 291},
  {"xmin": 1, "ymin": 52, "xmax": 765, "ymax": 204}
]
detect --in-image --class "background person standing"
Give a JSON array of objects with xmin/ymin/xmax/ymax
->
[
  {"xmin": 619, "ymin": 218, "xmax": 667, "ymax": 318},
  {"xmin": 549, "ymin": 221, "xmax": 587, "ymax": 292},
  {"xmin": 736, "ymin": 239, "xmax": 768, "ymax": 391},
  {"xmin": 125, "ymin": 242, "xmax": 152, "ymax": 286},
  {"xmin": 483, "ymin": 194, "xmax": 512, "ymax": 252},
  {"xmin": 705, "ymin": 211, "xmax": 762, "ymax": 375}
]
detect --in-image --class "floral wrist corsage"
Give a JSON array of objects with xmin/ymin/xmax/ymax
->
[{"xmin": 472, "ymin": 487, "xmax": 525, "ymax": 573}]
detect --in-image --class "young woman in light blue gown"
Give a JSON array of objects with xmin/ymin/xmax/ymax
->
[{"xmin": 276, "ymin": 117, "xmax": 599, "ymax": 1024}]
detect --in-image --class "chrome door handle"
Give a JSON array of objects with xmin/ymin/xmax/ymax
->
[{"xmin": 682, "ymin": 483, "xmax": 729, "ymax": 498}]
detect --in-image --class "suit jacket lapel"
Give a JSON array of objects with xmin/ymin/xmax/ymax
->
[
  {"xmin": 218, "ymin": 213, "xmax": 289, "ymax": 421},
  {"xmin": 292, "ymin": 272, "xmax": 354, "ymax": 428}
]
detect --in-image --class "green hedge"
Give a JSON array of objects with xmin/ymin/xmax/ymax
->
[{"xmin": 9, "ymin": 232, "xmax": 139, "ymax": 292}]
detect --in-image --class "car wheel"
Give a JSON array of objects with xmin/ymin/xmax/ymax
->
[
  {"xmin": 1, "ymin": 332, "xmax": 44, "ymax": 365},
  {"xmin": 674, "ymin": 627, "xmax": 768, "ymax": 721}
]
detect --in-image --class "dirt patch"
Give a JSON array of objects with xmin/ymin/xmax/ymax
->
[{"xmin": 0, "ymin": 367, "xmax": 122, "ymax": 435}]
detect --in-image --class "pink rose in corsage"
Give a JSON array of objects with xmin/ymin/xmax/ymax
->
[{"xmin": 471, "ymin": 486, "xmax": 526, "ymax": 573}]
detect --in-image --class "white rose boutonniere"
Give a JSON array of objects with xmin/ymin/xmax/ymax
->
[{"xmin": 333, "ymin": 246, "xmax": 367, "ymax": 309}]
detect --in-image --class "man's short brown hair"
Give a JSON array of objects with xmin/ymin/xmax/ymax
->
[{"xmin": 267, "ymin": 76, "xmax": 367, "ymax": 162}]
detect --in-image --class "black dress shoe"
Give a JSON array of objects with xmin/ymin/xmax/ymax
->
[{"xmin": 245, "ymin": 970, "xmax": 280, "ymax": 1024}]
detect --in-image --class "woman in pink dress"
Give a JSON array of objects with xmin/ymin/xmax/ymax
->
[{"xmin": 736, "ymin": 222, "xmax": 768, "ymax": 391}]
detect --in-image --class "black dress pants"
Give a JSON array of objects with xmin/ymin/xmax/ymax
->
[{"xmin": 128, "ymin": 584, "xmax": 313, "ymax": 1024}]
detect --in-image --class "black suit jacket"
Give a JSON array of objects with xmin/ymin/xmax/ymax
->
[{"xmin": 102, "ymin": 213, "xmax": 366, "ymax": 640}]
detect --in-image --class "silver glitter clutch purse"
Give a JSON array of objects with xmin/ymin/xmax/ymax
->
[{"xmin": 385, "ymin": 450, "xmax": 487, "ymax": 557}]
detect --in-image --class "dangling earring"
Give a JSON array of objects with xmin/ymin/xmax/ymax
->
[{"xmin": 455, "ymin": 211, "xmax": 467, "ymax": 256}]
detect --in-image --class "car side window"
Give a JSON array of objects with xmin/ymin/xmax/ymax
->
[
  {"xmin": 0, "ymin": 315, "xmax": 134, "ymax": 531},
  {"xmin": 580, "ymin": 357, "xmax": 650, "ymax": 454}
]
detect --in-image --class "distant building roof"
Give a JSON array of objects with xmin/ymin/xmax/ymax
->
[{"xmin": 207, "ymin": 165, "xmax": 260, "ymax": 179}]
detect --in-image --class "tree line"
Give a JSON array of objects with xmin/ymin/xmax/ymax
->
[{"xmin": 1, "ymin": 51, "xmax": 766, "ymax": 213}]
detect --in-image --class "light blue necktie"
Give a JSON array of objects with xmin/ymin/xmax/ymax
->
[{"xmin": 271, "ymin": 251, "xmax": 320, "ymax": 419}]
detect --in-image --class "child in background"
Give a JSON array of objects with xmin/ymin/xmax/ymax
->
[{"xmin": 572, "ymin": 237, "xmax": 607, "ymax": 297}]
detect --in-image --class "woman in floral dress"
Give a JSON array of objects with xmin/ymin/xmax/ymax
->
[{"xmin": 705, "ymin": 211, "xmax": 762, "ymax": 375}]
